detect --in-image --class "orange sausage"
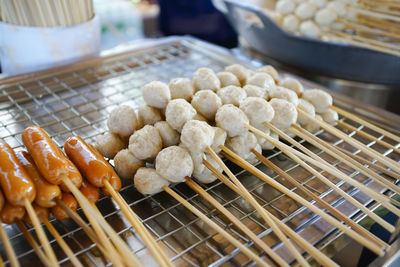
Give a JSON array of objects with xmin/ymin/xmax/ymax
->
[
  {"xmin": 0, "ymin": 143, "xmax": 36, "ymax": 206},
  {"xmin": 80, "ymin": 180, "xmax": 100, "ymax": 204},
  {"xmin": 0, "ymin": 189, "xmax": 4, "ymax": 212},
  {"xmin": 17, "ymin": 151, "xmax": 61, "ymax": 208},
  {"xmin": 64, "ymin": 136, "xmax": 117, "ymax": 187},
  {"xmin": 51, "ymin": 193, "xmax": 78, "ymax": 221},
  {"xmin": 24, "ymin": 204, "xmax": 50, "ymax": 226},
  {"xmin": 0, "ymin": 202, "xmax": 26, "ymax": 224},
  {"xmin": 22, "ymin": 126, "xmax": 82, "ymax": 189},
  {"xmin": 102, "ymin": 174, "xmax": 122, "ymax": 196}
]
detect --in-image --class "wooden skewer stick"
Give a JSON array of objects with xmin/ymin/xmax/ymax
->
[
  {"xmin": 0, "ymin": 220, "xmax": 20, "ymax": 267},
  {"xmin": 298, "ymin": 109, "xmax": 400, "ymax": 174},
  {"xmin": 185, "ymin": 177, "xmax": 289, "ymax": 267},
  {"xmin": 251, "ymin": 148, "xmax": 389, "ymax": 249},
  {"xmin": 330, "ymin": 106, "xmax": 400, "ymax": 145},
  {"xmin": 203, "ymin": 159, "xmax": 339, "ymax": 267},
  {"xmin": 246, "ymin": 124, "xmax": 396, "ymax": 234},
  {"xmin": 206, "ymin": 147, "xmax": 311, "ymax": 267},
  {"xmin": 230, "ymin": 126, "xmax": 387, "ymax": 255},
  {"xmin": 291, "ymin": 124, "xmax": 400, "ymax": 196},
  {"xmin": 163, "ymin": 185, "xmax": 269, "ymax": 267},
  {"xmin": 103, "ymin": 180, "xmax": 172, "ymax": 267},
  {"xmin": 264, "ymin": 121, "xmax": 400, "ymax": 214},
  {"xmin": 336, "ymin": 120, "xmax": 400, "ymax": 155},
  {"xmin": 336, "ymin": 147, "xmax": 400, "ymax": 180},
  {"xmin": 15, "ymin": 220, "xmax": 51, "ymax": 267},
  {"xmin": 41, "ymin": 215, "xmax": 83, "ymax": 267},
  {"xmin": 23, "ymin": 198, "xmax": 59, "ymax": 267},
  {"xmin": 0, "ymin": 253, "xmax": 4, "ymax": 267}
]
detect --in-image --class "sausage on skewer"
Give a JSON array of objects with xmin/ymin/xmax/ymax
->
[{"xmin": 52, "ymin": 193, "xmax": 78, "ymax": 221}]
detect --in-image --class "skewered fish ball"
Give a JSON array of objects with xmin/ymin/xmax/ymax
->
[
  {"xmin": 217, "ymin": 71, "xmax": 241, "ymax": 87},
  {"xmin": 217, "ymin": 85, "xmax": 247, "ymax": 106},
  {"xmin": 279, "ymin": 77, "xmax": 304, "ymax": 96},
  {"xmin": 225, "ymin": 64, "xmax": 252, "ymax": 85},
  {"xmin": 302, "ymin": 89, "xmax": 332, "ymax": 113},
  {"xmin": 246, "ymin": 73, "xmax": 276, "ymax": 93},
  {"xmin": 276, "ymin": 0, "xmax": 297, "ymax": 14},
  {"xmin": 114, "ymin": 149, "xmax": 145, "ymax": 179},
  {"xmin": 243, "ymin": 84, "xmax": 267, "ymax": 98},
  {"xmin": 193, "ymin": 154, "xmax": 221, "ymax": 184},
  {"xmin": 216, "ymin": 104, "xmax": 249, "ymax": 137},
  {"xmin": 165, "ymin": 99, "xmax": 197, "ymax": 132},
  {"xmin": 270, "ymin": 98, "xmax": 298, "ymax": 130},
  {"xmin": 94, "ymin": 132, "xmax": 125, "ymax": 159},
  {"xmin": 142, "ymin": 81, "xmax": 171, "ymax": 109},
  {"xmin": 305, "ymin": 114, "xmax": 322, "ymax": 133},
  {"xmin": 211, "ymin": 127, "xmax": 227, "ymax": 153},
  {"xmin": 226, "ymin": 132, "xmax": 261, "ymax": 164},
  {"xmin": 134, "ymin": 167, "xmax": 170, "ymax": 195},
  {"xmin": 321, "ymin": 109, "xmax": 338, "ymax": 125},
  {"xmin": 270, "ymin": 86, "xmax": 299, "ymax": 106},
  {"xmin": 295, "ymin": 2, "xmax": 317, "ymax": 20},
  {"xmin": 137, "ymin": 105, "xmax": 163, "ymax": 127},
  {"xmin": 297, "ymin": 99, "xmax": 316, "ymax": 126},
  {"xmin": 300, "ymin": 20, "xmax": 321, "ymax": 38},
  {"xmin": 168, "ymin": 78, "xmax": 195, "ymax": 101},
  {"xmin": 189, "ymin": 151, "xmax": 206, "ymax": 175},
  {"xmin": 191, "ymin": 90, "xmax": 222, "ymax": 120},
  {"xmin": 309, "ymin": 0, "xmax": 327, "ymax": 8},
  {"xmin": 180, "ymin": 120, "xmax": 214, "ymax": 154},
  {"xmin": 257, "ymin": 65, "xmax": 279, "ymax": 83},
  {"xmin": 240, "ymin": 97, "xmax": 275, "ymax": 128},
  {"xmin": 282, "ymin": 14, "xmax": 300, "ymax": 33},
  {"xmin": 107, "ymin": 105, "xmax": 138, "ymax": 138},
  {"xmin": 327, "ymin": 1, "xmax": 347, "ymax": 17},
  {"xmin": 128, "ymin": 125, "xmax": 162, "ymax": 160},
  {"xmin": 257, "ymin": 131, "xmax": 279, "ymax": 150},
  {"xmin": 154, "ymin": 121, "xmax": 180, "ymax": 147},
  {"xmin": 315, "ymin": 8, "xmax": 338, "ymax": 26},
  {"xmin": 193, "ymin": 68, "xmax": 220, "ymax": 91},
  {"xmin": 155, "ymin": 146, "xmax": 194, "ymax": 183}
]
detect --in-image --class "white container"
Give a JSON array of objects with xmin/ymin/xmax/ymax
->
[{"xmin": 0, "ymin": 16, "xmax": 101, "ymax": 75}]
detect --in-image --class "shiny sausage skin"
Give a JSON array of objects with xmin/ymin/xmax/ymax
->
[
  {"xmin": 51, "ymin": 193, "xmax": 78, "ymax": 221},
  {"xmin": 22, "ymin": 126, "xmax": 82, "ymax": 188},
  {"xmin": 24, "ymin": 204, "xmax": 50, "ymax": 226},
  {"xmin": 64, "ymin": 136, "xmax": 116, "ymax": 187},
  {"xmin": 80, "ymin": 180, "xmax": 100, "ymax": 204},
  {"xmin": 0, "ymin": 189, "xmax": 4, "ymax": 212},
  {"xmin": 0, "ymin": 202, "xmax": 25, "ymax": 224},
  {"xmin": 0, "ymin": 143, "xmax": 36, "ymax": 206},
  {"xmin": 102, "ymin": 174, "xmax": 122, "ymax": 196},
  {"xmin": 17, "ymin": 151, "xmax": 61, "ymax": 208}
]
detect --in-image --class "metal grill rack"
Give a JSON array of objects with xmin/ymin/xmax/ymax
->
[{"xmin": 0, "ymin": 37, "xmax": 399, "ymax": 266}]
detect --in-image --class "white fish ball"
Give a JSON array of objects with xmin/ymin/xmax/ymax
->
[
  {"xmin": 114, "ymin": 149, "xmax": 145, "ymax": 179},
  {"xmin": 276, "ymin": 0, "xmax": 297, "ymax": 14},
  {"xmin": 193, "ymin": 68, "xmax": 220, "ymax": 91},
  {"xmin": 243, "ymin": 84, "xmax": 267, "ymax": 98},
  {"xmin": 217, "ymin": 71, "xmax": 241, "ymax": 87},
  {"xmin": 257, "ymin": 131, "xmax": 278, "ymax": 150},
  {"xmin": 270, "ymin": 86, "xmax": 299, "ymax": 106},
  {"xmin": 327, "ymin": 1, "xmax": 347, "ymax": 17},
  {"xmin": 246, "ymin": 73, "xmax": 276, "ymax": 94},
  {"xmin": 257, "ymin": 65, "xmax": 279, "ymax": 82},
  {"xmin": 321, "ymin": 109, "xmax": 338, "ymax": 125},
  {"xmin": 134, "ymin": 167, "xmax": 170, "ymax": 195},
  {"xmin": 309, "ymin": 0, "xmax": 327, "ymax": 8},
  {"xmin": 279, "ymin": 77, "xmax": 304, "ymax": 96},
  {"xmin": 191, "ymin": 90, "xmax": 222, "ymax": 120},
  {"xmin": 128, "ymin": 125, "xmax": 162, "ymax": 160},
  {"xmin": 216, "ymin": 104, "xmax": 250, "ymax": 137},
  {"xmin": 155, "ymin": 146, "xmax": 194, "ymax": 183},
  {"xmin": 217, "ymin": 86, "xmax": 247, "ymax": 106},
  {"xmin": 300, "ymin": 20, "xmax": 321, "ymax": 38},
  {"xmin": 282, "ymin": 14, "xmax": 300, "ymax": 33},
  {"xmin": 297, "ymin": 99, "xmax": 316, "ymax": 126},
  {"xmin": 94, "ymin": 132, "xmax": 125, "ymax": 159},
  {"xmin": 180, "ymin": 120, "xmax": 214, "ymax": 154},
  {"xmin": 225, "ymin": 64, "xmax": 252, "ymax": 85},
  {"xmin": 315, "ymin": 8, "xmax": 338, "ymax": 26},
  {"xmin": 302, "ymin": 89, "xmax": 332, "ymax": 113},
  {"xmin": 304, "ymin": 114, "xmax": 322, "ymax": 133},
  {"xmin": 137, "ymin": 105, "xmax": 163, "ymax": 127},
  {"xmin": 168, "ymin": 78, "xmax": 195, "ymax": 101},
  {"xmin": 270, "ymin": 98, "xmax": 298, "ymax": 130},
  {"xmin": 165, "ymin": 99, "xmax": 197, "ymax": 132},
  {"xmin": 295, "ymin": 3, "xmax": 317, "ymax": 20},
  {"xmin": 142, "ymin": 81, "xmax": 171, "ymax": 109},
  {"xmin": 211, "ymin": 127, "xmax": 227, "ymax": 153},
  {"xmin": 154, "ymin": 121, "xmax": 180, "ymax": 147},
  {"xmin": 193, "ymin": 154, "xmax": 221, "ymax": 184},
  {"xmin": 107, "ymin": 105, "xmax": 138, "ymax": 138},
  {"xmin": 240, "ymin": 97, "xmax": 275, "ymax": 128},
  {"xmin": 226, "ymin": 132, "xmax": 259, "ymax": 160}
]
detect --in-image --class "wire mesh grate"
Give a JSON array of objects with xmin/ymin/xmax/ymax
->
[{"xmin": 0, "ymin": 38, "xmax": 399, "ymax": 266}]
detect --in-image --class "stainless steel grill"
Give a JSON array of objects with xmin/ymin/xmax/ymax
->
[{"xmin": 0, "ymin": 37, "xmax": 399, "ymax": 266}]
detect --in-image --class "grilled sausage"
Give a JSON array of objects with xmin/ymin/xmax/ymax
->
[
  {"xmin": 0, "ymin": 189, "xmax": 4, "ymax": 212},
  {"xmin": 80, "ymin": 180, "xmax": 100, "ymax": 204},
  {"xmin": 102, "ymin": 173, "xmax": 122, "ymax": 196},
  {"xmin": 0, "ymin": 143, "xmax": 36, "ymax": 206},
  {"xmin": 51, "ymin": 193, "xmax": 78, "ymax": 221},
  {"xmin": 24, "ymin": 204, "xmax": 50, "ymax": 226},
  {"xmin": 22, "ymin": 126, "xmax": 82, "ymax": 189},
  {"xmin": 17, "ymin": 151, "xmax": 61, "ymax": 208},
  {"xmin": 0, "ymin": 202, "xmax": 25, "ymax": 224}
]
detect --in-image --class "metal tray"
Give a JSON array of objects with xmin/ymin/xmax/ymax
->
[
  {"xmin": 222, "ymin": 0, "xmax": 400, "ymax": 85},
  {"xmin": 0, "ymin": 36, "xmax": 399, "ymax": 266}
]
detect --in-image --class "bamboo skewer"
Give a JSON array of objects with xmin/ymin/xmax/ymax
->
[
  {"xmin": 298, "ymin": 109, "xmax": 400, "ymax": 174},
  {"xmin": 0, "ymin": 220, "xmax": 20, "ymax": 267},
  {"xmin": 103, "ymin": 180, "xmax": 172, "ymax": 267},
  {"xmin": 163, "ymin": 185, "xmax": 270, "ymax": 267},
  {"xmin": 15, "ymin": 220, "xmax": 51, "ymax": 267},
  {"xmin": 206, "ymin": 147, "xmax": 310, "ymax": 267},
  {"xmin": 245, "ymin": 124, "xmax": 396, "ymax": 234},
  {"xmin": 23, "ymin": 198, "xmax": 59, "ymax": 267},
  {"xmin": 251, "ymin": 148, "xmax": 389, "ymax": 249},
  {"xmin": 264, "ymin": 121, "xmax": 400, "ymax": 213},
  {"xmin": 336, "ymin": 120, "xmax": 400, "ymax": 155},
  {"xmin": 185, "ymin": 177, "xmax": 290, "ymax": 267},
  {"xmin": 291, "ymin": 124, "xmax": 400, "ymax": 196},
  {"xmin": 41, "ymin": 215, "xmax": 83, "ymax": 267},
  {"xmin": 202, "ymin": 159, "xmax": 339, "ymax": 267},
  {"xmin": 330, "ymin": 106, "xmax": 400, "ymax": 144}
]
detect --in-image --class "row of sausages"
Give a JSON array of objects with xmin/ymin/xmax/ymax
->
[{"xmin": 0, "ymin": 125, "xmax": 121, "ymax": 225}]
